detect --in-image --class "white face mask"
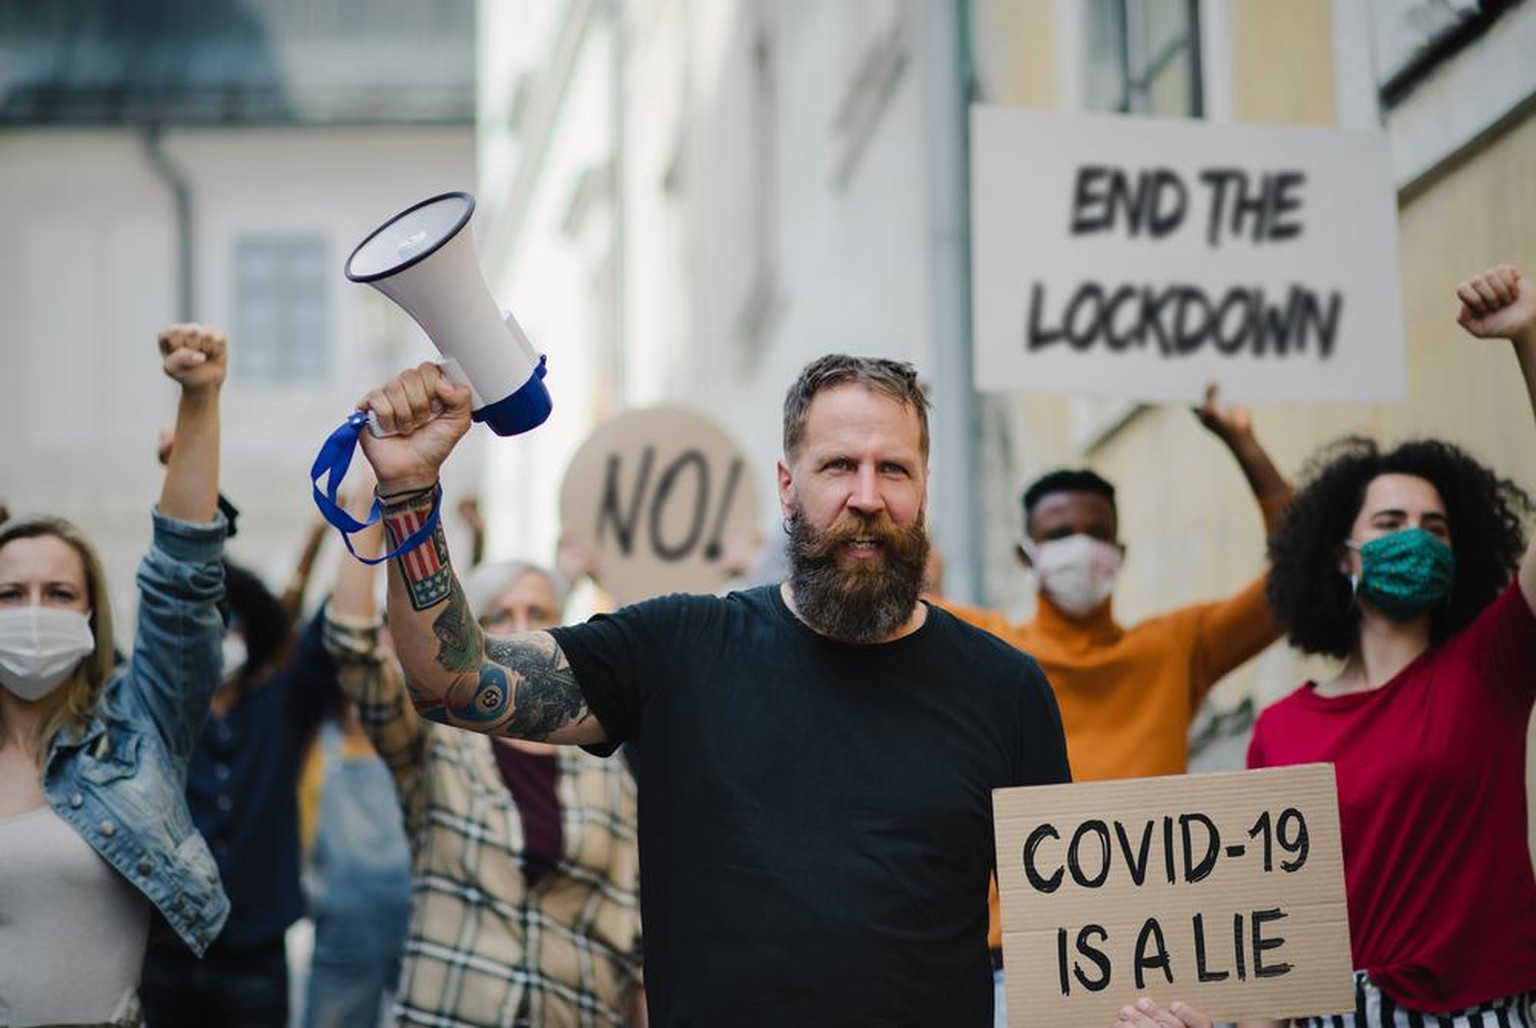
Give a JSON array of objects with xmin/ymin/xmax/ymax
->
[
  {"xmin": 221, "ymin": 633, "xmax": 248, "ymax": 684},
  {"xmin": 0, "ymin": 606, "xmax": 95, "ymax": 702},
  {"xmin": 1026, "ymin": 534, "xmax": 1123, "ymax": 618}
]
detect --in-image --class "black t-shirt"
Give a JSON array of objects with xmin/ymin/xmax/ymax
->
[{"xmin": 551, "ymin": 585, "xmax": 1070, "ymax": 1027}]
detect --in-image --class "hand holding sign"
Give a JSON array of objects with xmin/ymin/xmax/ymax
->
[
  {"xmin": 1114, "ymin": 997, "xmax": 1212, "ymax": 1027},
  {"xmin": 994, "ymin": 764, "xmax": 1352, "ymax": 1023}
]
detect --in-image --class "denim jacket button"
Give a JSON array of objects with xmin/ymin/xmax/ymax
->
[
  {"xmin": 100, "ymin": 820, "xmax": 117, "ymax": 837},
  {"xmin": 137, "ymin": 858, "xmax": 153, "ymax": 875},
  {"xmin": 171, "ymin": 896, "xmax": 185, "ymax": 911},
  {"xmin": 70, "ymin": 793, "xmax": 84, "ymax": 808}
]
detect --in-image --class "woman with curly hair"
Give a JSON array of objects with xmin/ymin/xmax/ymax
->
[{"xmin": 1244, "ymin": 264, "xmax": 1536, "ymax": 1026}]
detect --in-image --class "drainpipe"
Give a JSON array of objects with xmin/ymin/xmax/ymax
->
[
  {"xmin": 142, "ymin": 123, "xmax": 194, "ymax": 321},
  {"xmin": 923, "ymin": 1, "xmax": 982, "ymax": 603},
  {"xmin": 610, "ymin": 0, "xmax": 627, "ymax": 393}
]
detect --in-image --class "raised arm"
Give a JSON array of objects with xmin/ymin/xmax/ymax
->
[
  {"xmin": 323, "ymin": 465, "xmax": 430, "ymax": 824},
  {"xmin": 1455, "ymin": 263, "xmax": 1536, "ymax": 613},
  {"xmin": 131, "ymin": 326, "xmax": 229, "ymax": 760},
  {"xmin": 330, "ymin": 471, "xmax": 383, "ymax": 625},
  {"xmin": 279, "ymin": 514, "xmax": 330, "ymax": 625},
  {"xmin": 1194, "ymin": 383, "xmax": 1294, "ymax": 536},
  {"xmin": 157, "ymin": 325, "xmax": 226, "ymax": 522},
  {"xmin": 356, "ymin": 362, "xmax": 607, "ymax": 746},
  {"xmin": 456, "ymin": 495, "xmax": 487, "ymax": 567}
]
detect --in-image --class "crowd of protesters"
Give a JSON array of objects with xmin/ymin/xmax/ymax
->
[{"xmin": 1, "ymin": 263, "xmax": 1533, "ymax": 1027}]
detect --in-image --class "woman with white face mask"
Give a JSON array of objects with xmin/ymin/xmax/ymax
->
[{"xmin": 0, "ymin": 324, "xmax": 230, "ymax": 1027}]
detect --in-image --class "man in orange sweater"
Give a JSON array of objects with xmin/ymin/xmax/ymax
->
[{"xmin": 946, "ymin": 389, "xmax": 1292, "ymax": 1024}]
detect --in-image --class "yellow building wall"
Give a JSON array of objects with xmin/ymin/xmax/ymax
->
[
  {"xmin": 968, "ymin": 0, "xmax": 1536, "ymax": 859},
  {"xmin": 1230, "ymin": 0, "xmax": 1336, "ymax": 125},
  {"xmin": 1087, "ymin": 40, "xmax": 1536, "ymax": 715}
]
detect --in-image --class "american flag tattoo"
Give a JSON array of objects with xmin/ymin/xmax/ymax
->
[{"xmin": 382, "ymin": 490, "xmax": 453, "ymax": 611}]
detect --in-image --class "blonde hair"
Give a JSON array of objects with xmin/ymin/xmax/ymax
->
[{"xmin": 0, "ymin": 517, "xmax": 118, "ymax": 764}]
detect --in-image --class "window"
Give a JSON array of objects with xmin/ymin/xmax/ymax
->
[
  {"xmin": 1073, "ymin": 0, "xmax": 1203, "ymax": 450},
  {"xmin": 1084, "ymin": 0, "xmax": 1202, "ymax": 117},
  {"xmin": 233, "ymin": 235, "xmax": 329, "ymax": 380}
]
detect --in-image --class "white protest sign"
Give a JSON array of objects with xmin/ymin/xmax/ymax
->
[
  {"xmin": 558, "ymin": 407, "xmax": 760, "ymax": 606},
  {"xmin": 994, "ymin": 764, "xmax": 1353, "ymax": 1024},
  {"xmin": 970, "ymin": 107, "xmax": 1406, "ymax": 404}
]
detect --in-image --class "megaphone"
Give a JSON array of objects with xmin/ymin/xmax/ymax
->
[
  {"xmin": 309, "ymin": 191, "xmax": 552, "ymax": 565},
  {"xmin": 345, "ymin": 190, "xmax": 552, "ymax": 436}
]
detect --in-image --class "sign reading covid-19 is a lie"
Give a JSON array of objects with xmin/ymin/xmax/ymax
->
[
  {"xmin": 993, "ymin": 764, "xmax": 1354, "ymax": 1024},
  {"xmin": 969, "ymin": 107, "xmax": 1406, "ymax": 404}
]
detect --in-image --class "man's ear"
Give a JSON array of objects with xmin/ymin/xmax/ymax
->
[{"xmin": 776, "ymin": 459, "xmax": 794, "ymax": 520}]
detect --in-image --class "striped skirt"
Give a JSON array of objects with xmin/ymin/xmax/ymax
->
[{"xmin": 1295, "ymin": 972, "xmax": 1535, "ymax": 1027}]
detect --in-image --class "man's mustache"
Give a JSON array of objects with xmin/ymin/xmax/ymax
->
[{"xmin": 797, "ymin": 512, "xmax": 916, "ymax": 560}]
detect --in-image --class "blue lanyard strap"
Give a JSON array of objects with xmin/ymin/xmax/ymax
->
[{"xmin": 310, "ymin": 411, "xmax": 441, "ymax": 565}]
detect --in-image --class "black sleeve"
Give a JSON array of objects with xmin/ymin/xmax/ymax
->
[
  {"xmin": 549, "ymin": 593, "xmax": 694, "ymax": 753},
  {"xmin": 1020, "ymin": 658, "xmax": 1073, "ymax": 787}
]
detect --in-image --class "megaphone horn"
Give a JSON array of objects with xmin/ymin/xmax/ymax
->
[{"xmin": 345, "ymin": 191, "xmax": 552, "ymax": 437}]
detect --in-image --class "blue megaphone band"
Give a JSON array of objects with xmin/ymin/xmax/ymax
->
[
  {"xmin": 310, "ymin": 411, "xmax": 441, "ymax": 565},
  {"xmin": 473, "ymin": 354, "xmax": 553, "ymax": 437}
]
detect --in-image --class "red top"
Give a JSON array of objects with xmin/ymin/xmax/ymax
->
[{"xmin": 1248, "ymin": 582, "xmax": 1536, "ymax": 1013}]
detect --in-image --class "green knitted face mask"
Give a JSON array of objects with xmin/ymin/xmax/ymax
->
[{"xmin": 1347, "ymin": 527, "xmax": 1454, "ymax": 622}]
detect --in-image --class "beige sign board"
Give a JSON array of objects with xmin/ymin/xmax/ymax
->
[
  {"xmin": 559, "ymin": 407, "xmax": 760, "ymax": 607},
  {"xmin": 994, "ymin": 764, "xmax": 1352, "ymax": 1025}
]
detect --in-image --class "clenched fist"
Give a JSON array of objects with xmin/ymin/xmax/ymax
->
[{"xmin": 158, "ymin": 324, "xmax": 228, "ymax": 394}]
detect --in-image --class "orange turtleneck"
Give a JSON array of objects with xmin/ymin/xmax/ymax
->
[
  {"xmin": 945, "ymin": 576, "xmax": 1281, "ymax": 951},
  {"xmin": 948, "ymin": 575, "xmax": 1278, "ymax": 781}
]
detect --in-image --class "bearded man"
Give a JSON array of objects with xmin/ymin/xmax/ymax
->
[{"xmin": 353, "ymin": 353, "xmax": 1071, "ymax": 1027}]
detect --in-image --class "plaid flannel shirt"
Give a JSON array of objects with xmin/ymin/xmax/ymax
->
[{"xmin": 323, "ymin": 614, "xmax": 643, "ymax": 1028}]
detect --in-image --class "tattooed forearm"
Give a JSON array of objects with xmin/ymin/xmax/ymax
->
[
  {"xmin": 486, "ymin": 634, "xmax": 591, "ymax": 739},
  {"xmin": 381, "ymin": 489, "xmax": 454, "ymax": 611},
  {"xmin": 440, "ymin": 665, "xmax": 519, "ymax": 729},
  {"xmin": 431, "ymin": 585, "xmax": 480, "ymax": 674},
  {"xmin": 404, "ymin": 674, "xmax": 450, "ymax": 723},
  {"xmin": 424, "ymin": 633, "xmax": 591, "ymax": 740}
]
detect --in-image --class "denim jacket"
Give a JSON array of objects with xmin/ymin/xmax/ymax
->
[{"xmin": 40, "ymin": 510, "xmax": 230, "ymax": 955}]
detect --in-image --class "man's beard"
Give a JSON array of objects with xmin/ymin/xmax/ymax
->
[{"xmin": 786, "ymin": 504, "xmax": 930, "ymax": 644}]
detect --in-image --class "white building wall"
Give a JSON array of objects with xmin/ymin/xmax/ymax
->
[
  {"xmin": 480, "ymin": 0, "xmax": 969, "ymax": 588},
  {"xmin": 477, "ymin": 1, "xmax": 616, "ymax": 578},
  {"xmin": 0, "ymin": 124, "xmax": 476, "ymax": 630}
]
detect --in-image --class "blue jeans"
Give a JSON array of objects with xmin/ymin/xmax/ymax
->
[
  {"xmin": 302, "ymin": 722, "xmax": 412, "ymax": 1028},
  {"xmin": 993, "ymin": 966, "xmax": 1008, "ymax": 1028}
]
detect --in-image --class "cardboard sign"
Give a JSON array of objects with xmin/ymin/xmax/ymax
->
[
  {"xmin": 558, "ymin": 407, "xmax": 760, "ymax": 606},
  {"xmin": 994, "ymin": 764, "xmax": 1352, "ymax": 1024},
  {"xmin": 970, "ymin": 106, "xmax": 1406, "ymax": 404}
]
